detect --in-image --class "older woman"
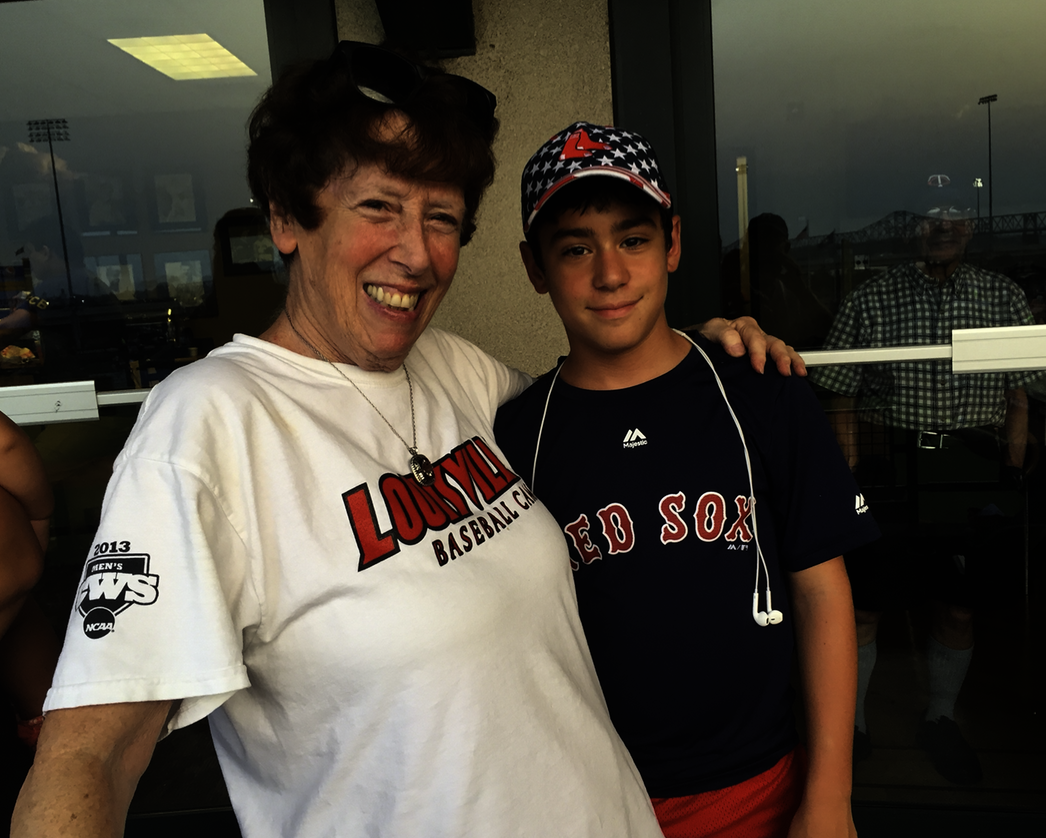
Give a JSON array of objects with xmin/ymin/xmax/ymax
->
[{"xmin": 14, "ymin": 43, "xmax": 794, "ymax": 838}]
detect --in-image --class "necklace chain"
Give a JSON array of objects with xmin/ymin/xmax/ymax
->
[{"xmin": 284, "ymin": 313, "xmax": 434, "ymax": 485}]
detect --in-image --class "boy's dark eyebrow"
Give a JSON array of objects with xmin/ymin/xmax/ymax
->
[
  {"xmin": 547, "ymin": 215, "xmax": 658, "ymax": 244},
  {"xmin": 612, "ymin": 215, "xmax": 658, "ymax": 234},
  {"xmin": 548, "ymin": 225, "xmax": 595, "ymax": 244}
]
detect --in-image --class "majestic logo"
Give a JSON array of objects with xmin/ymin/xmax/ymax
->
[
  {"xmin": 76, "ymin": 547, "xmax": 159, "ymax": 639},
  {"xmin": 622, "ymin": 428, "xmax": 648, "ymax": 448},
  {"xmin": 559, "ymin": 127, "xmax": 611, "ymax": 160},
  {"xmin": 855, "ymin": 493, "xmax": 869, "ymax": 514}
]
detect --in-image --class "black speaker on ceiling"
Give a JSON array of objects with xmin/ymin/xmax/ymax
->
[
  {"xmin": 374, "ymin": 0, "xmax": 476, "ymax": 58},
  {"xmin": 263, "ymin": 0, "xmax": 339, "ymax": 77}
]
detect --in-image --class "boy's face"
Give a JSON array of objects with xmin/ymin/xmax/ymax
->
[{"xmin": 521, "ymin": 201, "xmax": 681, "ymax": 361}]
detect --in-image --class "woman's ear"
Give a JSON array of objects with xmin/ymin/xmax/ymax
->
[{"xmin": 269, "ymin": 204, "xmax": 299, "ymax": 256}]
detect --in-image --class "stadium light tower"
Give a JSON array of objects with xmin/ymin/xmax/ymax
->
[
  {"xmin": 26, "ymin": 119, "xmax": 74, "ymax": 300},
  {"xmin": 977, "ymin": 95, "xmax": 997, "ymax": 247}
]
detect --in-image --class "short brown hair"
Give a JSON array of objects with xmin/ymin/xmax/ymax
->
[{"xmin": 247, "ymin": 56, "xmax": 498, "ymax": 254}]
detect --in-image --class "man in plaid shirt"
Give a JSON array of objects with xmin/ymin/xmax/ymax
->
[{"xmin": 812, "ymin": 176, "xmax": 1038, "ymax": 785}]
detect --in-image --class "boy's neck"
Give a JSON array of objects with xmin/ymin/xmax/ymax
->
[{"xmin": 558, "ymin": 321, "xmax": 691, "ymax": 390}]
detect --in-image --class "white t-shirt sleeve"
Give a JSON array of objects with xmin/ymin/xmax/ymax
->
[
  {"xmin": 422, "ymin": 328, "xmax": 533, "ymax": 409},
  {"xmin": 45, "ymin": 456, "xmax": 256, "ymax": 733},
  {"xmin": 502, "ymin": 366, "xmax": 532, "ymax": 403}
]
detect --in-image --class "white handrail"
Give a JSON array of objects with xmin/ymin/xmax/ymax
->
[
  {"xmin": 3, "ymin": 324, "xmax": 1045, "ymax": 425},
  {"xmin": 802, "ymin": 323, "xmax": 1046, "ymax": 373},
  {"xmin": 802, "ymin": 345, "xmax": 951, "ymax": 367}
]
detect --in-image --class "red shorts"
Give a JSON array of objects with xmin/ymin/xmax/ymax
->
[{"xmin": 650, "ymin": 748, "xmax": 806, "ymax": 838}]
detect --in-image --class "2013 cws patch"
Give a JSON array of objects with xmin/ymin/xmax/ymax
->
[{"xmin": 77, "ymin": 546, "xmax": 160, "ymax": 639}]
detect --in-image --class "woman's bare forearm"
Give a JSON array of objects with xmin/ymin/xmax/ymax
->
[{"xmin": 12, "ymin": 701, "xmax": 171, "ymax": 837}]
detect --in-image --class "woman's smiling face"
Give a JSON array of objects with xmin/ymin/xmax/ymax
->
[{"xmin": 272, "ymin": 159, "xmax": 466, "ymax": 372}]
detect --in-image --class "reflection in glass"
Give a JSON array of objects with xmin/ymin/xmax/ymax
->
[{"xmin": 712, "ymin": 0, "xmax": 1046, "ymax": 813}]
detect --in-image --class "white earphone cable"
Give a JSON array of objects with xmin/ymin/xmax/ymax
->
[
  {"xmin": 531, "ymin": 362, "xmax": 565, "ymax": 494},
  {"xmin": 674, "ymin": 330, "xmax": 775, "ymax": 615}
]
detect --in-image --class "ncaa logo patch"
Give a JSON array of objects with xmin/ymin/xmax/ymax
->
[{"xmin": 76, "ymin": 549, "xmax": 159, "ymax": 639}]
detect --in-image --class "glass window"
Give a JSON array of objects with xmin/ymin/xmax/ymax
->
[
  {"xmin": 1, "ymin": 0, "xmax": 281, "ymax": 396},
  {"xmin": 712, "ymin": 0, "xmax": 1045, "ymax": 817},
  {"xmin": 1, "ymin": 1, "xmax": 276, "ymax": 828}
]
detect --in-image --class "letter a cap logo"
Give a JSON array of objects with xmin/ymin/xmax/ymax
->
[
  {"xmin": 559, "ymin": 127, "xmax": 611, "ymax": 160},
  {"xmin": 521, "ymin": 121, "xmax": 672, "ymax": 232}
]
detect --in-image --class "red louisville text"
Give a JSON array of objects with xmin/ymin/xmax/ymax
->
[{"xmin": 342, "ymin": 436, "xmax": 531, "ymax": 570}]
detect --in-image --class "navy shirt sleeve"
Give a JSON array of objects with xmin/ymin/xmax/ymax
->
[
  {"xmin": 683, "ymin": 332, "xmax": 879, "ymax": 572},
  {"xmin": 764, "ymin": 368, "xmax": 880, "ymax": 571}
]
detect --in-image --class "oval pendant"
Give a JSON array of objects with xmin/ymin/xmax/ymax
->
[{"xmin": 410, "ymin": 452, "xmax": 435, "ymax": 486}]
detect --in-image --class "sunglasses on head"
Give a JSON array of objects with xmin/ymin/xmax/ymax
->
[
  {"xmin": 925, "ymin": 206, "xmax": 968, "ymax": 221},
  {"xmin": 328, "ymin": 41, "xmax": 497, "ymax": 132}
]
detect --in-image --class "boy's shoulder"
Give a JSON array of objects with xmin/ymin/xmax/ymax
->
[
  {"xmin": 495, "ymin": 333, "xmax": 810, "ymax": 440},
  {"xmin": 497, "ymin": 331, "xmax": 810, "ymax": 418},
  {"xmin": 495, "ymin": 360, "xmax": 563, "ymax": 428},
  {"xmin": 493, "ymin": 363, "xmax": 563, "ymax": 483},
  {"xmin": 681, "ymin": 329, "xmax": 803, "ymax": 405}
]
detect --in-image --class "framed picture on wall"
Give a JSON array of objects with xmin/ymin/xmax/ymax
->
[
  {"xmin": 77, "ymin": 173, "xmax": 137, "ymax": 235},
  {"xmin": 153, "ymin": 250, "xmax": 214, "ymax": 313},
  {"xmin": 149, "ymin": 173, "xmax": 206, "ymax": 232},
  {"xmin": 83, "ymin": 254, "xmax": 144, "ymax": 302},
  {"xmin": 215, "ymin": 207, "xmax": 282, "ymax": 276}
]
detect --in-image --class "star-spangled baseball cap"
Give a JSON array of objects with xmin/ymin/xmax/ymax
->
[{"xmin": 520, "ymin": 121, "xmax": 672, "ymax": 233}]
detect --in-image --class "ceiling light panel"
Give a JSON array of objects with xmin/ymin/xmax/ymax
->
[{"xmin": 107, "ymin": 34, "xmax": 256, "ymax": 80}]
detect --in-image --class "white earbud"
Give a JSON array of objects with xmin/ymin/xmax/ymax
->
[
  {"xmin": 764, "ymin": 588, "xmax": 783, "ymax": 625},
  {"xmin": 752, "ymin": 588, "xmax": 784, "ymax": 627},
  {"xmin": 752, "ymin": 592, "xmax": 771, "ymax": 626}
]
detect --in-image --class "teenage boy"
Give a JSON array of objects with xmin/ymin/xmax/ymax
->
[{"xmin": 496, "ymin": 122, "xmax": 880, "ymax": 838}]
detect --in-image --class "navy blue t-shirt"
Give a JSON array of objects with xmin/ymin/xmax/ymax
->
[{"xmin": 495, "ymin": 335, "xmax": 879, "ymax": 796}]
